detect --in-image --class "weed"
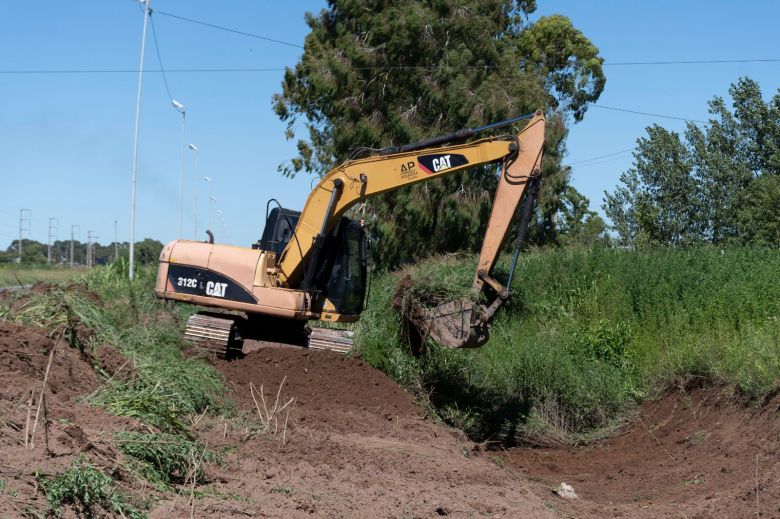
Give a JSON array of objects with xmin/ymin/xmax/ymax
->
[
  {"xmin": 36, "ymin": 455, "xmax": 145, "ymax": 518},
  {"xmin": 115, "ymin": 432, "xmax": 223, "ymax": 489},
  {"xmin": 248, "ymin": 377, "xmax": 295, "ymax": 444}
]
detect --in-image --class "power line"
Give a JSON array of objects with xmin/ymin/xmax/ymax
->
[
  {"xmin": 153, "ymin": 10, "xmax": 304, "ymax": 49},
  {"xmin": 570, "ymin": 154, "xmax": 636, "ymax": 169},
  {"xmin": 567, "ymin": 147, "xmax": 635, "ymax": 166},
  {"xmin": 4, "ymin": 56, "xmax": 780, "ymax": 74},
  {"xmin": 606, "ymin": 58, "xmax": 780, "ymax": 66},
  {"xmin": 592, "ymin": 104, "xmax": 707, "ymax": 124},
  {"xmin": 149, "ymin": 12, "xmax": 174, "ymax": 102}
]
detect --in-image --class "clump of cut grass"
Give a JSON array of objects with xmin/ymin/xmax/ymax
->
[
  {"xmin": 36, "ymin": 455, "xmax": 146, "ymax": 518},
  {"xmin": 115, "ymin": 432, "xmax": 223, "ymax": 489},
  {"xmin": 357, "ymin": 247, "xmax": 780, "ymax": 444}
]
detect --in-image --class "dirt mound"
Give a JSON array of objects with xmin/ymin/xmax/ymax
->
[
  {"xmin": 0, "ymin": 321, "xmax": 99, "ymax": 400},
  {"xmin": 220, "ymin": 347, "xmax": 423, "ymax": 435},
  {"xmin": 0, "ymin": 321, "xmax": 139, "ymax": 517},
  {"xmin": 194, "ymin": 346, "xmax": 557, "ymax": 518},
  {"xmin": 506, "ymin": 386, "xmax": 780, "ymax": 518}
]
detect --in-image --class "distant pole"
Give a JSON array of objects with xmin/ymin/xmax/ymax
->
[
  {"xmin": 86, "ymin": 231, "xmax": 98, "ymax": 268},
  {"xmin": 188, "ymin": 144, "xmax": 199, "ymax": 239},
  {"xmin": 204, "ymin": 176, "xmax": 213, "ymax": 230},
  {"xmin": 129, "ymin": 0, "xmax": 151, "ymax": 280},
  {"xmin": 18, "ymin": 209, "xmax": 30, "ymax": 263},
  {"xmin": 173, "ymin": 99, "xmax": 186, "ymax": 239},
  {"xmin": 114, "ymin": 219, "xmax": 119, "ymax": 261},
  {"xmin": 47, "ymin": 218, "xmax": 59, "ymax": 264},
  {"xmin": 209, "ymin": 195, "xmax": 216, "ymax": 232},
  {"xmin": 70, "ymin": 225, "xmax": 79, "ymax": 267}
]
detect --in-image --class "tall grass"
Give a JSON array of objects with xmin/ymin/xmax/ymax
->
[{"xmin": 357, "ymin": 247, "xmax": 780, "ymax": 444}]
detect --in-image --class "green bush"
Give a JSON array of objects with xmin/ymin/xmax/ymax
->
[
  {"xmin": 357, "ymin": 247, "xmax": 780, "ymax": 444},
  {"xmin": 37, "ymin": 456, "xmax": 145, "ymax": 518}
]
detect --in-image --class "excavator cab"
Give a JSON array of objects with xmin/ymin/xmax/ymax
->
[{"xmin": 258, "ymin": 205, "xmax": 367, "ymax": 317}]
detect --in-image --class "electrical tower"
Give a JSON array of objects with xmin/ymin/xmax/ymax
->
[
  {"xmin": 18, "ymin": 209, "xmax": 31, "ymax": 263},
  {"xmin": 114, "ymin": 220, "xmax": 119, "ymax": 262},
  {"xmin": 70, "ymin": 225, "xmax": 80, "ymax": 267},
  {"xmin": 47, "ymin": 218, "xmax": 59, "ymax": 264}
]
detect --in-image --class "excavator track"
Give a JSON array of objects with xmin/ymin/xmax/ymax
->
[
  {"xmin": 184, "ymin": 313, "xmax": 241, "ymax": 359},
  {"xmin": 184, "ymin": 312, "xmax": 353, "ymax": 357},
  {"xmin": 308, "ymin": 327, "xmax": 354, "ymax": 354}
]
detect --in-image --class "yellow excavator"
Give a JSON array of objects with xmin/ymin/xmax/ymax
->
[{"xmin": 155, "ymin": 111, "xmax": 545, "ymax": 357}]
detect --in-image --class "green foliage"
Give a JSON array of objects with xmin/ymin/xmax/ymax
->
[
  {"xmin": 274, "ymin": 0, "xmax": 605, "ymax": 267},
  {"xmin": 605, "ymin": 77, "xmax": 780, "ymax": 246},
  {"xmin": 115, "ymin": 432, "xmax": 222, "ymax": 488},
  {"xmin": 80, "ymin": 268, "xmax": 229, "ymax": 432},
  {"xmin": 37, "ymin": 456, "xmax": 145, "ymax": 518},
  {"xmin": 0, "ymin": 238, "xmax": 161, "ymax": 267},
  {"xmin": 357, "ymin": 247, "xmax": 780, "ymax": 444}
]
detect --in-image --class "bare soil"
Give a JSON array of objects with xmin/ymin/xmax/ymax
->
[
  {"xmin": 0, "ymin": 311, "xmax": 777, "ymax": 518},
  {"xmin": 158, "ymin": 347, "xmax": 557, "ymax": 518},
  {"xmin": 0, "ymin": 321, "xmax": 140, "ymax": 518},
  {"xmin": 504, "ymin": 385, "xmax": 780, "ymax": 518}
]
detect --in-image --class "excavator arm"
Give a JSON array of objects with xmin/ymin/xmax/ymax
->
[
  {"xmin": 277, "ymin": 111, "xmax": 546, "ymax": 348},
  {"xmin": 277, "ymin": 111, "xmax": 546, "ymax": 290}
]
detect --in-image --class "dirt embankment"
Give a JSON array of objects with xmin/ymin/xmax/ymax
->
[
  {"xmin": 505, "ymin": 385, "xmax": 780, "ymax": 519},
  {"xmin": 0, "ymin": 321, "xmax": 139, "ymax": 518}
]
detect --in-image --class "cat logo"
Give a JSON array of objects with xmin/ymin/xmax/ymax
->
[
  {"xmin": 417, "ymin": 153, "xmax": 469, "ymax": 175},
  {"xmin": 206, "ymin": 281, "xmax": 228, "ymax": 298},
  {"xmin": 431, "ymin": 154, "xmax": 452, "ymax": 172}
]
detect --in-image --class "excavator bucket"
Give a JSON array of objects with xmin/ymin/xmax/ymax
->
[{"xmin": 424, "ymin": 299, "xmax": 489, "ymax": 349}]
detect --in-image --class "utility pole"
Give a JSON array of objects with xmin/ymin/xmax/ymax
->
[
  {"xmin": 18, "ymin": 209, "xmax": 30, "ymax": 263},
  {"xmin": 86, "ymin": 231, "xmax": 98, "ymax": 268},
  {"xmin": 70, "ymin": 225, "xmax": 79, "ymax": 267},
  {"xmin": 114, "ymin": 220, "xmax": 119, "ymax": 261},
  {"xmin": 129, "ymin": 0, "xmax": 152, "ymax": 280},
  {"xmin": 47, "ymin": 218, "xmax": 59, "ymax": 264}
]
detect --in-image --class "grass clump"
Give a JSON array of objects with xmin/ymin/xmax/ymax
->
[
  {"xmin": 115, "ymin": 432, "xmax": 223, "ymax": 489},
  {"xmin": 357, "ymin": 247, "xmax": 780, "ymax": 444},
  {"xmin": 36, "ymin": 455, "xmax": 146, "ymax": 518}
]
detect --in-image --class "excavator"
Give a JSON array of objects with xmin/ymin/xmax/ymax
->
[{"xmin": 155, "ymin": 111, "xmax": 545, "ymax": 357}]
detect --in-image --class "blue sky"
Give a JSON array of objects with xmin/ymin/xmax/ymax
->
[{"xmin": 1, "ymin": 1, "xmax": 778, "ymax": 248}]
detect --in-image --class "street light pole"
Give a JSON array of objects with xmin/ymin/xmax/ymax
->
[
  {"xmin": 129, "ymin": 0, "xmax": 151, "ymax": 280},
  {"xmin": 204, "ymin": 176, "xmax": 213, "ymax": 230},
  {"xmin": 188, "ymin": 144, "xmax": 199, "ymax": 239},
  {"xmin": 209, "ymin": 195, "xmax": 216, "ymax": 232},
  {"xmin": 172, "ymin": 99, "xmax": 186, "ymax": 239}
]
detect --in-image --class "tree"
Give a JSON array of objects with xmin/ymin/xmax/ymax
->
[
  {"xmin": 604, "ymin": 77, "xmax": 780, "ymax": 247},
  {"xmin": 274, "ymin": 1, "xmax": 605, "ymax": 267},
  {"xmin": 556, "ymin": 186, "xmax": 608, "ymax": 247},
  {"xmin": 604, "ymin": 126, "xmax": 703, "ymax": 246}
]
